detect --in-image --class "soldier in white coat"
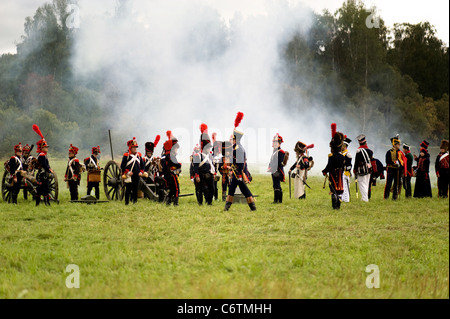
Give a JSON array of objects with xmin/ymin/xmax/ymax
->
[
  {"xmin": 289, "ymin": 141, "xmax": 314, "ymax": 199},
  {"xmin": 340, "ymin": 136, "xmax": 352, "ymax": 202}
]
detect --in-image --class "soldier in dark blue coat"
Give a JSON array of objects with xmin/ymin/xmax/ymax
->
[
  {"xmin": 65, "ymin": 144, "xmax": 82, "ymax": 201},
  {"xmin": 322, "ymin": 123, "xmax": 346, "ymax": 210},
  {"xmin": 193, "ymin": 124, "xmax": 215, "ymax": 205},
  {"xmin": 224, "ymin": 112, "xmax": 256, "ymax": 211},
  {"xmin": 35, "ymin": 138, "xmax": 53, "ymax": 206},
  {"xmin": 120, "ymin": 137, "xmax": 145, "ymax": 205},
  {"xmin": 162, "ymin": 131, "xmax": 182, "ymax": 206},
  {"xmin": 84, "ymin": 146, "xmax": 101, "ymax": 199},
  {"xmin": 267, "ymin": 134, "xmax": 289, "ymax": 203},
  {"xmin": 7, "ymin": 143, "xmax": 24, "ymax": 204}
]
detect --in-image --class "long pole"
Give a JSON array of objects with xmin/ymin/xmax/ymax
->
[{"xmin": 109, "ymin": 129, "xmax": 114, "ymax": 161}]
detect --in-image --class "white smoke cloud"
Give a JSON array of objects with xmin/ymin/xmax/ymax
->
[{"xmin": 71, "ymin": 0, "xmax": 346, "ymax": 173}]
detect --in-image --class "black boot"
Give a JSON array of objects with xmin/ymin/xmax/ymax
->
[
  {"xmin": 222, "ymin": 191, "xmax": 227, "ymax": 202},
  {"xmin": 299, "ymin": 193, "xmax": 306, "ymax": 200},
  {"xmin": 224, "ymin": 201, "xmax": 232, "ymax": 211},
  {"xmin": 273, "ymin": 190, "xmax": 279, "ymax": 204},
  {"xmin": 248, "ymin": 202, "xmax": 257, "ymax": 211},
  {"xmin": 35, "ymin": 195, "xmax": 40, "ymax": 206},
  {"xmin": 173, "ymin": 197, "xmax": 179, "ymax": 206},
  {"xmin": 331, "ymin": 194, "xmax": 340, "ymax": 210},
  {"xmin": 44, "ymin": 196, "xmax": 51, "ymax": 206},
  {"xmin": 196, "ymin": 191, "xmax": 203, "ymax": 205},
  {"xmin": 279, "ymin": 190, "xmax": 283, "ymax": 203}
]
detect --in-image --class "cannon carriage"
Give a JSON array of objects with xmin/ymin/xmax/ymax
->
[{"xmin": 2, "ymin": 160, "xmax": 59, "ymax": 203}]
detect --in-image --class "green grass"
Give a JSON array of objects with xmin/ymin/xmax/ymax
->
[{"xmin": 0, "ymin": 159, "xmax": 448, "ymax": 299}]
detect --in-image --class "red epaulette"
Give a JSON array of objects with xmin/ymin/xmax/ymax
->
[
  {"xmin": 280, "ymin": 149, "xmax": 285, "ymax": 154},
  {"xmin": 137, "ymin": 152, "xmax": 142, "ymax": 157},
  {"xmin": 39, "ymin": 152, "xmax": 46, "ymax": 157},
  {"xmin": 73, "ymin": 158, "xmax": 79, "ymax": 163},
  {"xmin": 10, "ymin": 156, "xmax": 15, "ymax": 159},
  {"xmin": 84, "ymin": 157, "xmax": 89, "ymax": 162},
  {"xmin": 123, "ymin": 153, "xmax": 129, "ymax": 157}
]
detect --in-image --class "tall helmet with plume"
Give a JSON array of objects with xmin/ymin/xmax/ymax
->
[
  {"xmin": 330, "ymin": 123, "xmax": 344, "ymax": 153},
  {"xmin": 232, "ymin": 111, "xmax": 244, "ymax": 143},
  {"xmin": 200, "ymin": 123, "xmax": 212, "ymax": 151},
  {"xmin": 145, "ymin": 135, "xmax": 161, "ymax": 153},
  {"xmin": 33, "ymin": 124, "xmax": 48, "ymax": 152},
  {"xmin": 69, "ymin": 144, "xmax": 79, "ymax": 155}
]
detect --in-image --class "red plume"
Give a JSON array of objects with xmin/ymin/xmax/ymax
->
[
  {"xmin": 234, "ymin": 112, "xmax": 244, "ymax": 129},
  {"xmin": 200, "ymin": 123, "xmax": 208, "ymax": 134},
  {"xmin": 212, "ymin": 132, "xmax": 217, "ymax": 143},
  {"xmin": 154, "ymin": 135, "xmax": 161, "ymax": 147},
  {"xmin": 306, "ymin": 144, "xmax": 314, "ymax": 149},
  {"xmin": 32, "ymin": 124, "xmax": 44, "ymax": 138},
  {"xmin": 166, "ymin": 130, "xmax": 172, "ymax": 139},
  {"xmin": 331, "ymin": 123, "xmax": 336, "ymax": 138}
]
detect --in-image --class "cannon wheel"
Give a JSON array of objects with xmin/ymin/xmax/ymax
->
[
  {"xmin": 48, "ymin": 172, "xmax": 59, "ymax": 202},
  {"xmin": 103, "ymin": 160, "xmax": 124, "ymax": 201},
  {"xmin": 1, "ymin": 170, "xmax": 12, "ymax": 202}
]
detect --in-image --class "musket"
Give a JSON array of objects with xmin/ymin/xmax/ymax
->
[
  {"xmin": 323, "ymin": 175, "xmax": 328, "ymax": 189},
  {"xmin": 289, "ymin": 173, "xmax": 292, "ymax": 198},
  {"xmin": 303, "ymin": 178, "xmax": 312, "ymax": 190}
]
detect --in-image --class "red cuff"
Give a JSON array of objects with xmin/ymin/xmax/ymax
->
[
  {"xmin": 140, "ymin": 170, "xmax": 144, "ymax": 174},
  {"xmin": 195, "ymin": 174, "xmax": 199, "ymax": 178},
  {"xmin": 124, "ymin": 169, "xmax": 129, "ymax": 174}
]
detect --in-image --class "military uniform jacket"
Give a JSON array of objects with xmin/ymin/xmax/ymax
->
[
  {"xmin": 404, "ymin": 150, "xmax": 414, "ymax": 176},
  {"xmin": 36, "ymin": 152, "xmax": 51, "ymax": 173},
  {"xmin": 120, "ymin": 152, "xmax": 144, "ymax": 176},
  {"xmin": 322, "ymin": 152, "xmax": 345, "ymax": 192},
  {"xmin": 162, "ymin": 153, "xmax": 181, "ymax": 175},
  {"xmin": 65, "ymin": 157, "xmax": 81, "ymax": 182},
  {"xmin": 386, "ymin": 148, "xmax": 407, "ymax": 176},
  {"xmin": 8, "ymin": 155, "xmax": 23, "ymax": 177},
  {"xmin": 341, "ymin": 149, "xmax": 352, "ymax": 176},
  {"xmin": 435, "ymin": 151, "xmax": 449, "ymax": 175},
  {"xmin": 232, "ymin": 142, "xmax": 251, "ymax": 181},
  {"xmin": 268, "ymin": 147, "xmax": 285, "ymax": 180},
  {"xmin": 193, "ymin": 151, "xmax": 214, "ymax": 176},
  {"xmin": 84, "ymin": 155, "xmax": 100, "ymax": 171},
  {"xmin": 354, "ymin": 146, "xmax": 373, "ymax": 176}
]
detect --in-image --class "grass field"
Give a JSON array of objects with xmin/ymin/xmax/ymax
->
[{"xmin": 0, "ymin": 159, "xmax": 448, "ymax": 299}]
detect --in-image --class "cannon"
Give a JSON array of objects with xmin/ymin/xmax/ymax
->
[{"xmin": 2, "ymin": 162, "xmax": 59, "ymax": 203}]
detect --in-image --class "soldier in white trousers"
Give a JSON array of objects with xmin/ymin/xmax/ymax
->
[
  {"xmin": 340, "ymin": 136, "xmax": 352, "ymax": 202},
  {"xmin": 353, "ymin": 134, "xmax": 374, "ymax": 202}
]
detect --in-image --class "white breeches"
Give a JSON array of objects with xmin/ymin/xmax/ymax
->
[{"xmin": 357, "ymin": 174, "xmax": 371, "ymax": 202}]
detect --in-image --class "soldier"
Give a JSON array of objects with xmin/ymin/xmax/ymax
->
[
  {"xmin": 21, "ymin": 144, "xmax": 35, "ymax": 200},
  {"xmin": 403, "ymin": 143, "xmax": 414, "ymax": 198},
  {"xmin": 120, "ymin": 137, "xmax": 145, "ymax": 205},
  {"xmin": 33, "ymin": 124, "xmax": 53, "ymax": 206},
  {"xmin": 224, "ymin": 112, "xmax": 256, "ymax": 211},
  {"xmin": 322, "ymin": 123, "xmax": 346, "ymax": 210},
  {"xmin": 289, "ymin": 141, "xmax": 314, "ymax": 199},
  {"xmin": 436, "ymin": 140, "xmax": 449, "ymax": 198},
  {"xmin": 384, "ymin": 135, "xmax": 407, "ymax": 200},
  {"xmin": 368, "ymin": 157, "xmax": 385, "ymax": 199},
  {"xmin": 340, "ymin": 136, "xmax": 352, "ymax": 202},
  {"xmin": 85, "ymin": 146, "xmax": 101, "ymax": 199},
  {"xmin": 413, "ymin": 141, "xmax": 432, "ymax": 198},
  {"xmin": 353, "ymin": 134, "xmax": 373, "ymax": 202},
  {"xmin": 162, "ymin": 131, "xmax": 182, "ymax": 206},
  {"xmin": 7, "ymin": 143, "xmax": 25, "ymax": 204},
  {"xmin": 267, "ymin": 134, "xmax": 289, "ymax": 203},
  {"xmin": 192, "ymin": 124, "xmax": 215, "ymax": 205},
  {"xmin": 143, "ymin": 135, "xmax": 160, "ymax": 174},
  {"xmin": 65, "ymin": 144, "xmax": 82, "ymax": 201},
  {"xmin": 219, "ymin": 141, "xmax": 232, "ymax": 201}
]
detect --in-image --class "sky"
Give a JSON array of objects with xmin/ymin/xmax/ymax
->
[{"xmin": 0, "ymin": 0, "xmax": 449, "ymax": 55}]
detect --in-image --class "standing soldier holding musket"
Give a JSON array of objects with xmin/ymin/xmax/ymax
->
[
  {"xmin": 162, "ymin": 131, "xmax": 182, "ymax": 206},
  {"xmin": 65, "ymin": 144, "xmax": 82, "ymax": 201},
  {"xmin": 224, "ymin": 112, "xmax": 256, "ymax": 211},
  {"xmin": 353, "ymin": 134, "xmax": 373, "ymax": 202},
  {"xmin": 85, "ymin": 146, "xmax": 101, "ymax": 199},
  {"xmin": 7, "ymin": 143, "xmax": 25, "ymax": 204},
  {"xmin": 193, "ymin": 124, "xmax": 215, "ymax": 205},
  {"xmin": 268, "ymin": 133, "xmax": 289, "ymax": 204},
  {"xmin": 340, "ymin": 136, "xmax": 352, "ymax": 203},
  {"xmin": 219, "ymin": 141, "xmax": 233, "ymax": 201},
  {"xmin": 384, "ymin": 135, "xmax": 406, "ymax": 200},
  {"xmin": 121, "ymin": 137, "xmax": 145, "ymax": 205},
  {"xmin": 436, "ymin": 140, "xmax": 449, "ymax": 198},
  {"xmin": 322, "ymin": 123, "xmax": 346, "ymax": 210},
  {"xmin": 21, "ymin": 144, "xmax": 35, "ymax": 200},
  {"xmin": 33, "ymin": 124, "xmax": 53, "ymax": 206},
  {"xmin": 403, "ymin": 143, "xmax": 414, "ymax": 198},
  {"xmin": 289, "ymin": 141, "xmax": 314, "ymax": 200}
]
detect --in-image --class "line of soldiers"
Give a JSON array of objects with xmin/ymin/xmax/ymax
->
[{"xmin": 321, "ymin": 123, "xmax": 449, "ymax": 209}]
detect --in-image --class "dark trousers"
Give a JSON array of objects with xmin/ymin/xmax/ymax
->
[
  {"xmin": 166, "ymin": 173, "xmax": 180, "ymax": 204},
  {"xmin": 272, "ymin": 174, "xmax": 282, "ymax": 191},
  {"xmin": 221, "ymin": 174, "xmax": 229, "ymax": 199},
  {"xmin": 10, "ymin": 175, "xmax": 22, "ymax": 204},
  {"xmin": 87, "ymin": 182, "xmax": 100, "ymax": 199},
  {"xmin": 124, "ymin": 175, "xmax": 139, "ymax": 205},
  {"xmin": 384, "ymin": 168, "xmax": 400, "ymax": 200},
  {"xmin": 68, "ymin": 180, "xmax": 79, "ymax": 201},
  {"xmin": 228, "ymin": 175, "xmax": 253, "ymax": 198},
  {"xmin": 195, "ymin": 173, "xmax": 214, "ymax": 205},
  {"xmin": 213, "ymin": 179, "xmax": 219, "ymax": 200},
  {"xmin": 437, "ymin": 172, "xmax": 449, "ymax": 198},
  {"xmin": 404, "ymin": 175, "xmax": 412, "ymax": 198}
]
